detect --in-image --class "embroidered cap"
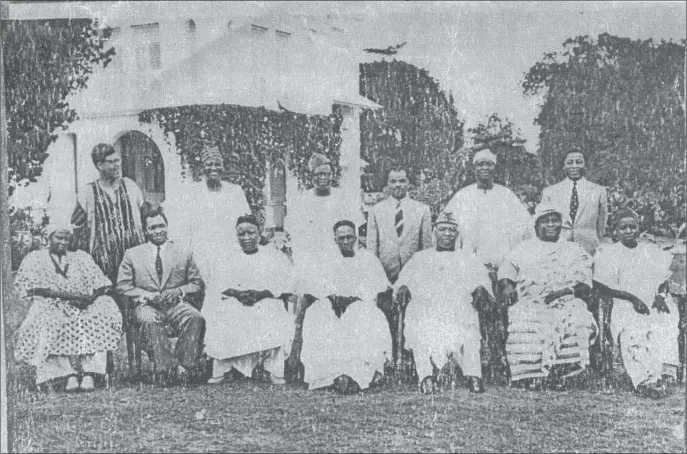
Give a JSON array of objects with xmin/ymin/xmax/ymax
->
[
  {"xmin": 434, "ymin": 210, "xmax": 458, "ymax": 226},
  {"xmin": 472, "ymin": 149, "xmax": 497, "ymax": 165},
  {"xmin": 308, "ymin": 153, "xmax": 332, "ymax": 172}
]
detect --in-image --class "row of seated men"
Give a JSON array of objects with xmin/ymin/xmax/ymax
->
[
  {"xmin": 13, "ymin": 201, "xmax": 678, "ymax": 399},
  {"xmin": 11, "ymin": 142, "xmax": 679, "ymax": 399}
]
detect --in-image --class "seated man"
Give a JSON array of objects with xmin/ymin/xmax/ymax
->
[
  {"xmin": 203, "ymin": 215, "xmax": 296, "ymax": 385},
  {"xmin": 116, "ymin": 205, "xmax": 205, "ymax": 384},
  {"xmin": 299, "ymin": 220, "xmax": 392, "ymax": 393},
  {"xmin": 396, "ymin": 211, "xmax": 494, "ymax": 394},
  {"xmin": 594, "ymin": 209, "xmax": 680, "ymax": 399},
  {"xmin": 497, "ymin": 203, "xmax": 597, "ymax": 391},
  {"xmin": 13, "ymin": 220, "xmax": 121, "ymax": 392}
]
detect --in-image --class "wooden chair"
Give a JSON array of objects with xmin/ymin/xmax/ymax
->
[{"xmin": 123, "ymin": 292, "xmax": 205, "ymax": 381}]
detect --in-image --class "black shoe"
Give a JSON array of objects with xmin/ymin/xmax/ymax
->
[
  {"xmin": 636, "ymin": 381, "xmax": 665, "ymax": 399},
  {"xmin": 468, "ymin": 376, "xmax": 485, "ymax": 394},
  {"xmin": 420, "ymin": 376, "xmax": 438, "ymax": 395}
]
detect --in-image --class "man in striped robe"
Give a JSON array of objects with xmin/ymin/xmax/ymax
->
[
  {"xmin": 497, "ymin": 203, "xmax": 597, "ymax": 390},
  {"xmin": 71, "ymin": 143, "xmax": 146, "ymax": 284}
]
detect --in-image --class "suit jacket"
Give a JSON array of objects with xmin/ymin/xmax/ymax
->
[
  {"xmin": 116, "ymin": 240, "xmax": 205, "ymax": 304},
  {"xmin": 541, "ymin": 177, "xmax": 608, "ymax": 256},
  {"xmin": 366, "ymin": 196, "xmax": 433, "ymax": 282}
]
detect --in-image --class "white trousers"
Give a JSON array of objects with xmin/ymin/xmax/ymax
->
[
  {"xmin": 35, "ymin": 352, "xmax": 107, "ymax": 384},
  {"xmin": 211, "ymin": 346, "xmax": 285, "ymax": 380}
]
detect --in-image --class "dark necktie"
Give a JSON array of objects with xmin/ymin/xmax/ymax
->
[
  {"xmin": 570, "ymin": 180, "xmax": 579, "ymax": 223},
  {"xmin": 395, "ymin": 200, "xmax": 404, "ymax": 237},
  {"xmin": 155, "ymin": 245, "xmax": 163, "ymax": 283}
]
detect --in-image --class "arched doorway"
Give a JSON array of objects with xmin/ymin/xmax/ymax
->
[{"xmin": 114, "ymin": 131, "xmax": 165, "ymax": 205}]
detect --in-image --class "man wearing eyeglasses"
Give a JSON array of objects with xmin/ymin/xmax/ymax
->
[{"xmin": 71, "ymin": 143, "xmax": 146, "ymax": 284}]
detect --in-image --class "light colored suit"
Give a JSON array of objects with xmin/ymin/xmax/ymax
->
[
  {"xmin": 541, "ymin": 177, "xmax": 608, "ymax": 256},
  {"xmin": 117, "ymin": 240, "xmax": 205, "ymax": 372},
  {"xmin": 366, "ymin": 196, "xmax": 433, "ymax": 283}
]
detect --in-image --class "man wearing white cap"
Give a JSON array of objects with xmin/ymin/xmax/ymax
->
[
  {"xmin": 164, "ymin": 144, "xmax": 251, "ymax": 285},
  {"xmin": 444, "ymin": 148, "xmax": 532, "ymax": 376},
  {"xmin": 396, "ymin": 210, "xmax": 493, "ymax": 394},
  {"xmin": 497, "ymin": 203, "xmax": 597, "ymax": 390},
  {"xmin": 283, "ymin": 152, "xmax": 365, "ymax": 379}
]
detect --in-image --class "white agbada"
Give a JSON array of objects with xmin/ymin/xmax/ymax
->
[
  {"xmin": 285, "ymin": 188, "xmax": 365, "ymax": 269},
  {"xmin": 396, "ymin": 248, "xmax": 493, "ymax": 380},
  {"xmin": 445, "ymin": 183, "xmax": 532, "ymax": 269},
  {"xmin": 298, "ymin": 247, "xmax": 391, "ymax": 390},
  {"xmin": 594, "ymin": 242, "xmax": 680, "ymax": 386},
  {"xmin": 165, "ymin": 180, "xmax": 251, "ymax": 284},
  {"xmin": 203, "ymin": 245, "xmax": 295, "ymax": 379}
]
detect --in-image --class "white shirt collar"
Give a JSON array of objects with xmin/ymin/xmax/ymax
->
[{"xmin": 149, "ymin": 240, "xmax": 169, "ymax": 253}]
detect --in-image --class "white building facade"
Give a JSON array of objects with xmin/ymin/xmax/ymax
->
[{"xmin": 8, "ymin": 2, "xmax": 380, "ymax": 230}]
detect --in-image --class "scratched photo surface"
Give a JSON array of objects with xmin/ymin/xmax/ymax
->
[{"xmin": 1, "ymin": 1, "xmax": 685, "ymax": 452}]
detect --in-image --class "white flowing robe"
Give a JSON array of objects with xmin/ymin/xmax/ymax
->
[
  {"xmin": 396, "ymin": 248, "xmax": 493, "ymax": 380},
  {"xmin": 298, "ymin": 248, "xmax": 391, "ymax": 390},
  {"xmin": 165, "ymin": 180, "xmax": 251, "ymax": 284},
  {"xmin": 285, "ymin": 188, "xmax": 365, "ymax": 281},
  {"xmin": 594, "ymin": 242, "xmax": 680, "ymax": 387},
  {"xmin": 203, "ymin": 245, "xmax": 295, "ymax": 378},
  {"xmin": 445, "ymin": 183, "xmax": 532, "ymax": 269}
]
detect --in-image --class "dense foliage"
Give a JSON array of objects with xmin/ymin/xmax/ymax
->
[
  {"xmin": 359, "ymin": 60, "xmax": 465, "ymax": 192},
  {"xmin": 523, "ymin": 33, "xmax": 686, "ymax": 236},
  {"xmin": 2, "ymin": 19, "xmax": 114, "ymax": 194},
  {"xmin": 139, "ymin": 104, "xmax": 343, "ymax": 221}
]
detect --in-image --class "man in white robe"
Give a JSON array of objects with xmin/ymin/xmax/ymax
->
[
  {"xmin": 298, "ymin": 220, "xmax": 392, "ymax": 393},
  {"xmin": 203, "ymin": 215, "xmax": 296, "ymax": 385},
  {"xmin": 594, "ymin": 209, "xmax": 679, "ymax": 399},
  {"xmin": 284, "ymin": 153, "xmax": 365, "ymax": 378},
  {"xmin": 444, "ymin": 148, "xmax": 532, "ymax": 377},
  {"xmin": 165, "ymin": 146, "xmax": 251, "ymax": 285},
  {"xmin": 396, "ymin": 210, "xmax": 494, "ymax": 394}
]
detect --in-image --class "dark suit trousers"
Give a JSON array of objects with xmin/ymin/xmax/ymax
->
[{"xmin": 132, "ymin": 301, "xmax": 205, "ymax": 372}]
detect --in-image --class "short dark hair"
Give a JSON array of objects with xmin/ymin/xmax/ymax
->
[
  {"xmin": 562, "ymin": 148, "xmax": 588, "ymax": 166},
  {"xmin": 141, "ymin": 203, "xmax": 168, "ymax": 230},
  {"xmin": 91, "ymin": 143, "xmax": 117, "ymax": 166},
  {"xmin": 333, "ymin": 219, "xmax": 356, "ymax": 233},
  {"xmin": 385, "ymin": 167, "xmax": 409, "ymax": 184}
]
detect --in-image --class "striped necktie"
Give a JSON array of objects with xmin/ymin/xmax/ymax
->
[
  {"xmin": 570, "ymin": 180, "xmax": 579, "ymax": 223},
  {"xmin": 395, "ymin": 200, "xmax": 404, "ymax": 237},
  {"xmin": 156, "ymin": 245, "xmax": 163, "ymax": 283}
]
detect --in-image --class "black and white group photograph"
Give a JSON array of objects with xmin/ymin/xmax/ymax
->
[{"xmin": 0, "ymin": 1, "xmax": 685, "ymax": 452}]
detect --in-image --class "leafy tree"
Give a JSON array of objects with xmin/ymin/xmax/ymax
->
[
  {"xmin": 2, "ymin": 19, "xmax": 115, "ymax": 194},
  {"xmin": 523, "ymin": 33, "xmax": 685, "ymax": 235},
  {"xmin": 359, "ymin": 59, "xmax": 465, "ymax": 193}
]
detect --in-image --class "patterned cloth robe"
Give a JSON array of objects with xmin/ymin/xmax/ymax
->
[
  {"xmin": 498, "ymin": 238, "xmax": 597, "ymax": 382},
  {"xmin": 72, "ymin": 177, "xmax": 145, "ymax": 282},
  {"xmin": 13, "ymin": 249, "xmax": 122, "ymax": 367}
]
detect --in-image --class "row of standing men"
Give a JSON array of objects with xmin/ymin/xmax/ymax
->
[{"xmin": 12, "ymin": 144, "xmax": 679, "ymax": 398}]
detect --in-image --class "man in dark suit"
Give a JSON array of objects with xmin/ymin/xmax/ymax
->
[{"xmin": 116, "ymin": 205, "xmax": 205, "ymax": 383}]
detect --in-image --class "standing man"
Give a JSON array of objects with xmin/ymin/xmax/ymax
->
[
  {"xmin": 116, "ymin": 206, "xmax": 205, "ymax": 384},
  {"xmin": 71, "ymin": 143, "xmax": 146, "ymax": 284},
  {"xmin": 366, "ymin": 167, "xmax": 433, "ymax": 376},
  {"xmin": 444, "ymin": 148, "xmax": 532, "ymax": 378},
  {"xmin": 541, "ymin": 148, "xmax": 608, "ymax": 256}
]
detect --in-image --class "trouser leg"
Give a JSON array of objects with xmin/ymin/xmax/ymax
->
[
  {"xmin": 619, "ymin": 330, "xmax": 662, "ymax": 388},
  {"xmin": 79, "ymin": 352, "xmax": 108, "ymax": 376},
  {"xmin": 35, "ymin": 356, "xmax": 76, "ymax": 385},
  {"xmin": 167, "ymin": 301, "xmax": 205, "ymax": 371},
  {"xmin": 457, "ymin": 329, "xmax": 483, "ymax": 378},
  {"xmin": 263, "ymin": 346, "xmax": 286, "ymax": 379},
  {"xmin": 132, "ymin": 304, "xmax": 178, "ymax": 372}
]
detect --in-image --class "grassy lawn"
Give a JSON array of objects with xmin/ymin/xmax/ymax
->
[{"xmin": 5, "ymin": 347, "xmax": 686, "ymax": 453}]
